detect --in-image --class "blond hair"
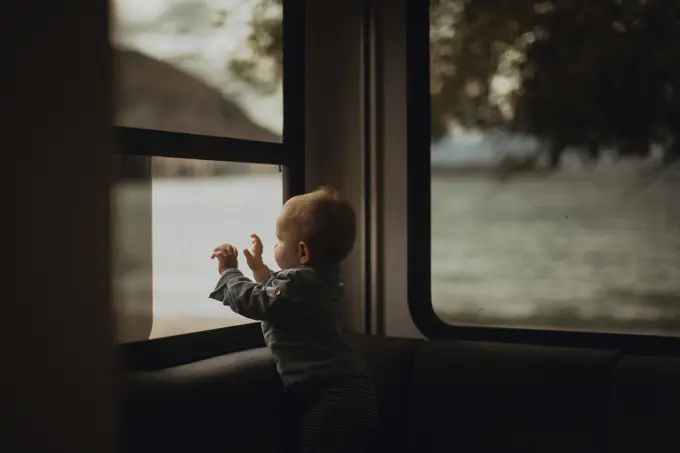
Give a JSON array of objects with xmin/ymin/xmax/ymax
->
[{"xmin": 280, "ymin": 186, "xmax": 356, "ymax": 265}]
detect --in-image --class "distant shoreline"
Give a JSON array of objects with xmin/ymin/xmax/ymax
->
[{"xmin": 430, "ymin": 165, "xmax": 550, "ymax": 178}]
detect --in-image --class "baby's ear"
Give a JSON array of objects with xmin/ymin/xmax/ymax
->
[{"xmin": 298, "ymin": 241, "xmax": 310, "ymax": 264}]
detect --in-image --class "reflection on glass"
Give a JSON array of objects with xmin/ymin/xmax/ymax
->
[
  {"xmin": 429, "ymin": 0, "xmax": 680, "ymax": 336},
  {"xmin": 112, "ymin": 155, "xmax": 153, "ymax": 343},
  {"xmin": 112, "ymin": 0, "xmax": 283, "ymax": 141},
  {"xmin": 114, "ymin": 156, "xmax": 282, "ymax": 340}
]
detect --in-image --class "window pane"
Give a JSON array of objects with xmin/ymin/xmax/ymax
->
[
  {"xmin": 112, "ymin": 155, "xmax": 153, "ymax": 343},
  {"xmin": 114, "ymin": 156, "xmax": 283, "ymax": 341},
  {"xmin": 112, "ymin": 0, "xmax": 282, "ymax": 142},
  {"xmin": 430, "ymin": 1, "xmax": 680, "ymax": 336}
]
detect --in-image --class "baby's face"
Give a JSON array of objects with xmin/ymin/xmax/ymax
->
[{"xmin": 274, "ymin": 209, "xmax": 301, "ymax": 270}]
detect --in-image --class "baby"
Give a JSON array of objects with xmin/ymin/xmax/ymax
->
[{"xmin": 209, "ymin": 186, "xmax": 378, "ymax": 453}]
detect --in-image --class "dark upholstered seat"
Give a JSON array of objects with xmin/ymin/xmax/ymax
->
[{"xmin": 122, "ymin": 335, "xmax": 680, "ymax": 453}]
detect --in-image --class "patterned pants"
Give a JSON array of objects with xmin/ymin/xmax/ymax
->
[{"xmin": 284, "ymin": 375, "xmax": 379, "ymax": 453}]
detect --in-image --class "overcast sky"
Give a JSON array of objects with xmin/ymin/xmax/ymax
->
[{"xmin": 112, "ymin": 0, "xmax": 282, "ymax": 134}]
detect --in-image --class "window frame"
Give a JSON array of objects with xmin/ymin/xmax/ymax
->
[
  {"xmin": 406, "ymin": 0, "xmax": 680, "ymax": 357},
  {"xmin": 116, "ymin": 0, "xmax": 306, "ymax": 366}
]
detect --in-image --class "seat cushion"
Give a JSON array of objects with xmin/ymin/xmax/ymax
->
[
  {"xmin": 348, "ymin": 334, "xmax": 422, "ymax": 453},
  {"xmin": 610, "ymin": 355, "xmax": 680, "ymax": 453},
  {"xmin": 408, "ymin": 339, "xmax": 619, "ymax": 453},
  {"xmin": 123, "ymin": 334, "xmax": 421, "ymax": 453},
  {"xmin": 123, "ymin": 347, "xmax": 285, "ymax": 453}
]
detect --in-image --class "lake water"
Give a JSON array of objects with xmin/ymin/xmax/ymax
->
[
  {"xmin": 113, "ymin": 167, "xmax": 680, "ymax": 340},
  {"xmin": 432, "ymin": 168, "xmax": 680, "ymax": 336},
  {"xmin": 113, "ymin": 174, "xmax": 283, "ymax": 339}
]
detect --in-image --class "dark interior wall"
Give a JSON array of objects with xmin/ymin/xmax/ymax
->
[
  {"xmin": 8, "ymin": 2, "xmax": 118, "ymax": 453},
  {"xmin": 305, "ymin": 0, "xmax": 368, "ymax": 333},
  {"xmin": 374, "ymin": 0, "xmax": 423, "ymax": 338}
]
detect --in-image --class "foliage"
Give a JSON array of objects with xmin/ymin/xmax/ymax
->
[
  {"xmin": 229, "ymin": 0, "xmax": 283, "ymax": 95},
  {"xmin": 234, "ymin": 0, "xmax": 680, "ymax": 165}
]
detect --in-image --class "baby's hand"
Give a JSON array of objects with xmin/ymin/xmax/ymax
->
[
  {"xmin": 211, "ymin": 243, "xmax": 238, "ymax": 275},
  {"xmin": 243, "ymin": 233, "xmax": 266, "ymax": 271}
]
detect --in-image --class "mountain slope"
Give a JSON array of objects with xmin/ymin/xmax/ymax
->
[{"xmin": 114, "ymin": 48, "xmax": 280, "ymax": 143}]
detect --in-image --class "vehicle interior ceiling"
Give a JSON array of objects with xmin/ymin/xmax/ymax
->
[{"xmin": 12, "ymin": 1, "xmax": 679, "ymax": 453}]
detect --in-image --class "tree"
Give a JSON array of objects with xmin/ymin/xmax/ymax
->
[
  {"xmin": 432, "ymin": 0, "xmax": 680, "ymax": 168},
  {"xmin": 514, "ymin": 0, "xmax": 680, "ymax": 166},
  {"xmin": 235, "ymin": 0, "xmax": 680, "ymax": 168},
  {"xmin": 229, "ymin": 0, "xmax": 283, "ymax": 96}
]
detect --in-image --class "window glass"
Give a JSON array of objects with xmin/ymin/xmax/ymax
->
[
  {"xmin": 112, "ymin": 0, "xmax": 283, "ymax": 142},
  {"xmin": 429, "ymin": 0, "xmax": 680, "ymax": 336},
  {"xmin": 113, "ymin": 156, "xmax": 283, "ymax": 340},
  {"xmin": 112, "ymin": 155, "xmax": 153, "ymax": 343}
]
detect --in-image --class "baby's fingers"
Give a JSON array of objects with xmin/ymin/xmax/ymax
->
[
  {"xmin": 211, "ymin": 244, "xmax": 227, "ymax": 258},
  {"xmin": 250, "ymin": 234, "xmax": 263, "ymax": 254},
  {"xmin": 211, "ymin": 244, "xmax": 234, "ymax": 259}
]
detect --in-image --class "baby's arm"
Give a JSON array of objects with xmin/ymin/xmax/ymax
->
[
  {"xmin": 208, "ymin": 269, "xmax": 286, "ymax": 321},
  {"xmin": 252, "ymin": 265, "xmax": 272, "ymax": 284}
]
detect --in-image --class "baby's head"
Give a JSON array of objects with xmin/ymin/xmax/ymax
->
[{"xmin": 274, "ymin": 186, "xmax": 356, "ymax": 269}]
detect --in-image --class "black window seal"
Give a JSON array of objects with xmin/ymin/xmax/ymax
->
[
  {"xmin": 116, "ymin": 127, "xmax": 294, "ymax": 165},
  {"xmin": 406, "ymin": 0, "xmax": 679, "ymax": 358}
]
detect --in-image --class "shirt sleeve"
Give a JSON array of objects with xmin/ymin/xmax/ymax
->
[{"xmin": 208, "ymin": 268, "xmax": 289, "ymax": 321}]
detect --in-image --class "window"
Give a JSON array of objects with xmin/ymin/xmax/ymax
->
[
  {"xmin": 112, "ymin": 154, "xmax": 152, "ymax": 344},
  {"xmin": 113, "ymin": 157, "xmax": 283, "ymax": 340},
  {"xmin": 410, "ymin": 0, "xmax": 680, "ymax": 343},
  {"xmin": 113, "ymin": 0, "xmax": 304, "ymax": 344},
  {"xmin": 112, "ymin": 0, "xmax": 283, "ymax": 141}
]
